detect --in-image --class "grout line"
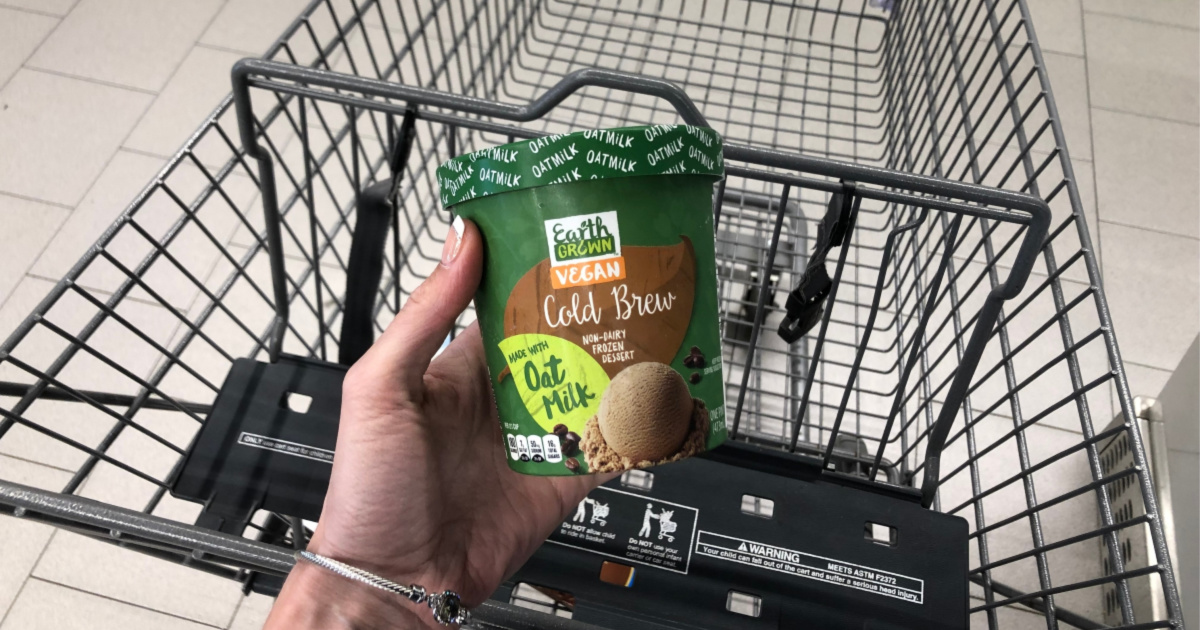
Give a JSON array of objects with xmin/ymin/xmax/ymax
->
[
  {"xmin": 22, "ymin": 272, "xmax": 175, "ymax": 310},
  {"xmin": 1077, "ymin": 0, "xmax": 1104, "ymax": 261},
  {"xmin": 21, "ymin": 66, "xmax": 158, "ymax": 96},
  {"xmin": 1090, "ymin": 105, "xmax": 1200, "ymax": 128},
  {"xmin": 1096, "ymin": 219, "xmax": 1200, "ymax": 242},
  {"xmin": 1122, "ymin": 360, "xmax": 1175, "ymax": 373},
  {"xmin": 0, "ymin": 559, "xmax": 32, "ymax": 626},
  {"xmin": 0, "ymin": 12, "xmax": 62, "ymax": 95},
  {"xmin": 1034, "ymin": 48, "xmax": 1086, "ymax": 60},
  {"xmin": 0, "ymin": 3, "xmax": 62, "ymax": 18},
  {"xmin": 24, "ymin": 576, "xmax": 227, "ymax": 629},
  {"xmin": 194, "ymin": 42, "xmax": 261, "ymax": 57},
  {"xmin": 1079, "ymin": 1, "xmax": 1116, "ymax": 425},
  {"xmin": 1082, "ymin": 9, "xmax": 1200, "ymax": 32},
  {"xmin": 223, "ymin": 593, "xmax": 248, "ymax": 629},
  {"xmin": 0, "ymin": 526, "xmax": 60, "ymax": 627},
  {"xmin": 118, "ymin": 146, "xmax": 176, "ymax": 161},
  {"xmin": 0, "ymin": 191, "xmax": 74, "ymax": 211},
  {"xmin": 120, "ymin": 147, "xmax": 259, "ymax": 184},
  {"xmin": 0, "ymin": 453, "xmax": 76, "ymax": 474},
  {"xmin": 0, "ymin": 0, "xmax": 76, "ymax": 94}
]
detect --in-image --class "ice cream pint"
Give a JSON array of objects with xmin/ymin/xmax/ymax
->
[{"xmin": 437, "ymin": 125, "xmax": 727, "ymax": 475}]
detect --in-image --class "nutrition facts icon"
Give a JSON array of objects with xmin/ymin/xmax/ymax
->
[
  {"xmin": 529, "ymin": 437, "xmax": 545, "ymax": 462},
  {"xmin": 543, "ymin": 435, "xmax": 563, "ymax": 463},
  {"xmin": 514, "ymin": 435, "xmax": 531, "ymax": 461}
]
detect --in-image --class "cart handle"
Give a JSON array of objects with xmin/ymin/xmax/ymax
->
[
  {"xmin": 234, "ymin": 59, "xmax": 711, "ymax": 128},
  {"xmin": 231, "ymin": 60, "xmax": 710, "ymax": 362}
]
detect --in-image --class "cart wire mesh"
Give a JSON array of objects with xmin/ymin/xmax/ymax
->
[{"xmin": 0, "ymin": 0, "xmax": 1182, "ymax": 628}]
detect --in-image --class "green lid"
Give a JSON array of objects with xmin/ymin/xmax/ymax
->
[{"xmin": 437, "ymin": 124, "xmax": 724, "ymax": 208}]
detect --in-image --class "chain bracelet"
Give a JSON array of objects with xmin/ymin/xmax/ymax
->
[{"xmin": 295, "ymin": 550, "xmax": 471, "ymax": 626}]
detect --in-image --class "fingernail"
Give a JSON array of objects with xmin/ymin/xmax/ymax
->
[{"xmin": 441, "ymin": 215, "xmax": 465, "ymax": 267}]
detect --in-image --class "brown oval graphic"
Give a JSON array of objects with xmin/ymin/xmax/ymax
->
[{"xmin": 501, "ymin": 237, "xmax": 696, "ymax": 380}]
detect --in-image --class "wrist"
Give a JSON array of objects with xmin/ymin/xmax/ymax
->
[{"xmin": 268, "ymin": 559, "xmax": 427, "ymax": 630}]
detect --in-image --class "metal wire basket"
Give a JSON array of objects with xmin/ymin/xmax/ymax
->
[{"xmin": 0, "ymin": 0, "xmax": 1183, "ymax": 628}]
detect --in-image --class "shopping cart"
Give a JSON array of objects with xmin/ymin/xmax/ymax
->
[{"xmin": 0, "ymin": 1, "xmax": 1183, "ymax": 629}]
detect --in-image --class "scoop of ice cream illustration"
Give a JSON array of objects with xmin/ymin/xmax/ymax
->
[
  {"xmin": 598, "ymin": 362, "xmax": 693, "ymax": 462},
  {"xmin": 583, "ymin": 361, "xmax": 710, "ymax": 472}
]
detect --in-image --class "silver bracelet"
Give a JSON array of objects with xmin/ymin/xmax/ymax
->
[{"xmin": 295, "ymin": 550, "xmax": 471, "ymax": 626}]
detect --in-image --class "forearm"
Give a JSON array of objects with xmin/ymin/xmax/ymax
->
[{"xmin": 266, "ymin": 559, "xmax": 427, "ymax": 630}]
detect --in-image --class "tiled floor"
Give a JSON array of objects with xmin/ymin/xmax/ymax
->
[{"xmin": 0, "ymin": 1, "xmax": 1196, "ymax": 628}]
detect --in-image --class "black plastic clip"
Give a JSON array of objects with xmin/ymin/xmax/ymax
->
[
  {"xmin": 778, "ymin": 181, "xmax": 857, "ymax": 343},
  {"xmin": 387, "ymin": 107, "xmax": 418, "ymax": 199},
  {"xmin": 337, "ymin": 108, "xmax": 418, "ymax": 366}
]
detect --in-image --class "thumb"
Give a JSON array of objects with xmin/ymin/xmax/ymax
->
[{"xmin": 354, "ymin": 216, "xmax": 483, "ymax": 398}]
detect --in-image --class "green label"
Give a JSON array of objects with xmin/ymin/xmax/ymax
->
[
  {"xmin": 557, "ymin": 235, "xmax": 615, "ymax": 261},
  {"xmin": 437, "ymin": 124, "xmax": 724, "ymax": 208},
  {"xmin": 498, "ymin": 334, "xmax": 611, "ymax": 434}
]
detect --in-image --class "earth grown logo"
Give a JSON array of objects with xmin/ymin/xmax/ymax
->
[{"xmin": 544, "ymin": 211, "xmax": 626, "ymax": 289}]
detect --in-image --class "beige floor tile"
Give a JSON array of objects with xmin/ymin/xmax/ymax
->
[
  {"xmin": 0, "ymin": 194, "xmax": 69, "ymax": 306},
  {"xmin": 0, "ymin": 0, "xmax": 75, "ymax": 16},
  {"xmin": 0, "ymin": 8, "xmax": 56, "ymax": 89},
  {"xmin": 1064, "ymin": 157, "xmax": 1101, "ymax": 281},
  {"xmin": 1099, "ymin": 222, "xmax": 1199, "ymax": 371},
  {"xmin": 27, "ymin": 0, "xmax": 223, "ymax": 93},
  {"xmin": 1, "ymin": 578, "xmax": 213, "ymax": 630},
  {"xmin": 1085, "ymin": 0, "xmax": 1200, "ymax": 29},
  {"xmin": 0, "ymin": 456, "xmax": 71, "ymax": 620},
  {"xmin": 124, "ymin": 46, "xmax": 245, "ymax": 159},
  {"xmin": 0, "ymin": 70, "xmax": 151, "ymax": 207},
  {"xmin": 31, "ymin": 530, "xmax": 243, "ymax": 627},
  {"xmin": 1026, "ymin": 0, "xmax": 1085, "ymax": 56},
  {"xmin": 228, "ymin": 593, "xmax": 275, "ymax": 630},
  {"xmin": 1084, "ymin": 13, "xmax": 1199, "ymax": 124},
  {"xmin": 1042, "ymin": 51, "xmax": 1092, "ymax": 161},
  {"xmin": 200, "ymin": 0, "xmax": 317, "ymax": 56},
  {"xmin": 29, "ymin": 150, "xmax": 164, "ymax": 285},
  {"xmin": 1092, "ymin": 108, "xmax": 1199, "ymax": 239},
  {"xmin": 1161, "ymin": 337, "xmax": 1198, "ymax": 454}
]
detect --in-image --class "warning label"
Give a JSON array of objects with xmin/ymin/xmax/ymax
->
[
  {"xmin": 549, "ymin": 487, "xmax": 698, "ymax": 574},
  {"xmin": 694, "ymin": 531, "xmax": 923, "ymax": 604},
  {"xmin": 238, "ymin": 432, "xmax": 334, "ymax": 464}
]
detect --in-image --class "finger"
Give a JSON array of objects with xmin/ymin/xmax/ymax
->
[
  {"xmin": 355, "ymin": 217, "xmax": 483, "ymax": 397},
  {"xmin": 430, "ymin": 321, "xmax": 483, "ymax": 369}
]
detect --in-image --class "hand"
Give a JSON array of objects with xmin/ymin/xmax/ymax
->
[{"xmin": 267, "ymin": 218, "xmax": 612, "ymax": 629}]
